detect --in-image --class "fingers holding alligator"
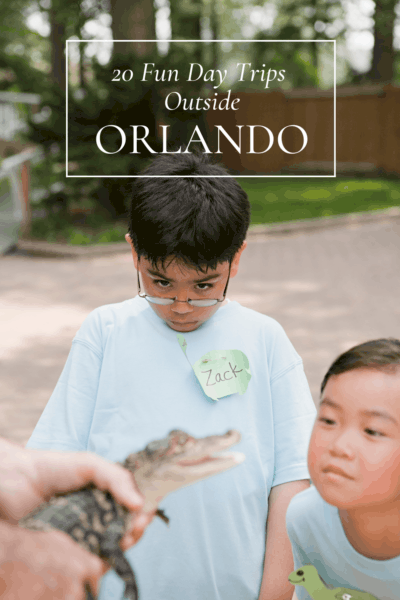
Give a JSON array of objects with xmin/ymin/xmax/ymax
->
[
  {"xmin": 39, "ymin": 529, "xmax": 108, "ymax": 600},
  {"xmin": 2, "ymin": 527, "xmax": 107, "ymax": 600},
  {"xmin": 84, "ymin": 582, "xmax": 97, "ymax": 600},
  {"xmin": 120, "ymin": 510, "xmax": 157, "ymax": 550}
]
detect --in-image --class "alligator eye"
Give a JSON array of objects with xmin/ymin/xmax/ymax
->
[{"xmin": 297, "ymin": 570, "xmax": 304, "ymax": 576}]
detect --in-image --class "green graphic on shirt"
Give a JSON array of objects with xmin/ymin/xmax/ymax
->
[
  {"xmin": 177, "ymin": 336, "xmax": 251, "ymax": 401},
  {"xmin": 288, "ymin": 565, "xmax": 381, "ymax": 600}
]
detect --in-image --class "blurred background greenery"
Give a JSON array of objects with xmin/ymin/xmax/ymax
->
[{"xmin": 1, "ymin": 0, "xmax": 400, "ymax": 244}]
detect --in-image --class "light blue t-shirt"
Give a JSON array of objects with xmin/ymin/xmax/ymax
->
[
  {"xmin": 28, "ymin": 296, "xmax": 316, "ymax": 600},
  {"xmin": 286, "ymin": 486, "xmax": 400, "ymax": 600}
]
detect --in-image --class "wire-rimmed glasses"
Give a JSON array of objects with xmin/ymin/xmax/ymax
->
[{"xmin": 137, "ymin": 259, "xmax": 231, "ymax": 307}]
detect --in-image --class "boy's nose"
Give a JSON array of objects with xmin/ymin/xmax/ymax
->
[
  {"xmin": 171, "ymin": 297, "xmax": 193, "ymax": 314},
  {"xmin": 328, "ymin": 430, "xmax": 355, "ymax": 460}
]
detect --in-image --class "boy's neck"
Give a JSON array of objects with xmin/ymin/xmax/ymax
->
[{"xmin": 339, "ymin": 504, "xmax": 400, "ymax": 560}]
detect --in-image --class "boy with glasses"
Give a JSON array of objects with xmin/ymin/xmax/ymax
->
[{"xmin": 27, "ymin": 153, "xmax": 316, "ymax": 600}]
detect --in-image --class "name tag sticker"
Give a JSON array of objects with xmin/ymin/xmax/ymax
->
[
  {"xmin": 193, "ymin": 350, "xmax": 251, "ymax": 401},
  {"xmin": 177, "ymin": 335, "xmax": 251, "ymax": 402}
]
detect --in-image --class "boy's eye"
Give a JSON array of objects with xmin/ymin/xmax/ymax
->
[
  {"xmin": 154, "ymin": 279, "xmax": 171, "ymax": 288},
  {"xmin": 365, "ymin": 428, "xmax": 384, "ymax": 437},
  {"xmin": 196, "ymin": 283, "xmax": 213, "ymax": 291},
  {"xmin": 319, "ymin": 417, "xmax": 336, "ymax": 426}
]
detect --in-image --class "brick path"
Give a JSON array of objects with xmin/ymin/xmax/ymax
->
[{"xmin": 1, "ymin": 217, "xmax": 400, "ymax": 444}]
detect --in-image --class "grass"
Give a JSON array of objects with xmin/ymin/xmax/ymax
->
[
  {"xmin": 237, "ymin": 178, "xmax": 400, "ymax": 225},
  {"xmin": 30, "ymin": 212, "xmax": 128, "ymax": 245},
  {"xmin": 30, "ymin": 178, "xmax": 400, "ymax": 245}
]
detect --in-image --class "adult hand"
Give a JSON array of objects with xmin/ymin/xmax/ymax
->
[
  {"xmin": 0, "ymin": 437, "xmax": 154, "ymax": 548},
  {"xmin": 0, "ymin": 520, "xmax": 107, "ymax": 600}
]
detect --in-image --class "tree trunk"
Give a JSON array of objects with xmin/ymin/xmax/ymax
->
[
  {"xmin": 79, "ymin": 43, "xmax": 85, "ymax": 88},
  {"xmin": 368, "ymin": 0, "xmax": 396, "ymax": 82},
  {"xmin": 209, "ymin": 0, "xmax": 219, "ymax": 70},
  {"xmin": 49, "ymin": 6, "xmax": 66, "ymax": 91},
  {"xmin": 110, "ymin": 0, "xmax": 156, "ymax": 57},
  {"xmin": 169, "ymin": 0, "xmax": 202, "ymax": 62},
  {"xmin": 19, "ymin": 162, "xmax": 32, "ymax": 239},
  {"xmin": 169, "ymin": 0, "xmax": 202, "ymax": 40}
]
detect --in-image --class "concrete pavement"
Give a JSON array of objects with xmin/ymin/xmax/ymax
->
[{"xmin": 1, "ymin": 216, "xmax": 400, "ymax": 444}]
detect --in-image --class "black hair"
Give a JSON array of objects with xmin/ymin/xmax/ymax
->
[
  {"xmin": 321, "ymin": 338, "xmax": 400, "ymax": 394},
  {"xmin": 128, "ymin": 153, "xmax": 250, "ymax": 271}
]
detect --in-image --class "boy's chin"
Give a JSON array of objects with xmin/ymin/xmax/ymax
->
[{"xmin": 314, "ymin": 482, "xmax": 364, "ymax": 510}]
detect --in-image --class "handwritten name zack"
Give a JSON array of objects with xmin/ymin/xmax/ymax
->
[{"xmin": 201, "ymin": 362, "xmax": 243, "ymax": 386}]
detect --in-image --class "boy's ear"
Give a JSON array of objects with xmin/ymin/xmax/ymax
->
[
  {"xmin": 125, "ymin": 234, "xmax": 139, "ymax": 269},
  {"xmin": 230, "ymin": 241, "xmax": 247, "ymax": 278}
]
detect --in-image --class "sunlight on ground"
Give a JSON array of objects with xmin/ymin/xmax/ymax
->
[{"xmin": 0, "ymin": 300, "xmax": 88, "ymax": 359}]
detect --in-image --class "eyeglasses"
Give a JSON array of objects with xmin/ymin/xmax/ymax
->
[{"xmin": 137, "ymin": 259, "xmax": 231, "ymax": 307}]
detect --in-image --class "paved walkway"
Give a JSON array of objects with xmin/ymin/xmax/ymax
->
[{"xmin": 1, "ymin": 217, "xmax": 400, "ymax": 444}]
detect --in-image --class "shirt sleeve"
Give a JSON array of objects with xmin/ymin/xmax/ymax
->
[
  {"xmin": 268, "ymin": 323, "xmax": 317, "ymax": 488},
  {"xmin": 26, "ymin": 338, "xmax": 102, "ymax": 451}
]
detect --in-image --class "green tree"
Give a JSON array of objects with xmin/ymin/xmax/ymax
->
[
  {"xmin": 0, "ymin": 0, "xmax": 160, "ymax": 219},
  {"xmin": 266, "ymin": 0, "xmax": 343, "ymax": 83}
]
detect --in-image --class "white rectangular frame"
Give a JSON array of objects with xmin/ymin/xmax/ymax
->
[{"xmin": 66, "ymin": 39, "xmax": 336, "ymax": 178}]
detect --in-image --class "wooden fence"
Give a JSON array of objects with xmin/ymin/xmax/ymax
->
[{"xmin": 205, "ymin": 84, "xmax": 400, "ymax": 175}]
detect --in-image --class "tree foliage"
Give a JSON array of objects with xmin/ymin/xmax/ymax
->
[{"xmin": 1, "ymin": 0, "xmax": 399, "ymax": 228}]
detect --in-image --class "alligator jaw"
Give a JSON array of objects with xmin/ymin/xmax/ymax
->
[
  {"xmin": 132, "ymin": 430, "xmax": 245, "ymax": 512},
  {"xmin": 176, "ymin": 450, "xmax": 245, "ymax": 472}
]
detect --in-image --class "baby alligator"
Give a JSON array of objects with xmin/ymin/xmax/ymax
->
[{"xmin": 19, "ymin": 429, "xmax": 244, "ymax": 600}]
